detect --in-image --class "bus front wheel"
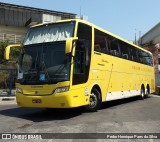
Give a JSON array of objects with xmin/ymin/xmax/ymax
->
[{"xmin": 84, "ymin": 88, "xmax": 101, "ymax": 112}]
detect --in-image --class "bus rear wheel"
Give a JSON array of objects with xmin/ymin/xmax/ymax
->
[
  {"xmin": 140, "ymin": 87, "xmax": 145, "ymax": 100},
  {"xmin": 84, "ymin": 88, "xmax": 101, "ymax": 112},
  {"xmin": 145, "ymin": 86, "xmax": 150, "ymax": 98}
]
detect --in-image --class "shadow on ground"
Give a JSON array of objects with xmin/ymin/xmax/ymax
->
[
  {"xmin": 100, "ymin": 96, "xmax": 141, "ymax": 110},
  {"xmin": 0, "ymin": 96, "xmax": 142, "ymax": 122}
]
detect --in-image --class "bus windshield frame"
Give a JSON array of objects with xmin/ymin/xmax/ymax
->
[{"xmin": 17, "ymin": 21, "xmax": 75, "ymax": 85}]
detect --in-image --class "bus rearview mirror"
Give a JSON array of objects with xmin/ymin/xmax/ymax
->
[
  {"xmin": 65, "ymin": 37, "xmax": 78, "ymax": 55},
  {"xmin": 4, "ymin": 44, "xmax": 21, "ymax": 60}
]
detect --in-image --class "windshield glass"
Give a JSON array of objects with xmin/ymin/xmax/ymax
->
[
  {"xmin": 23, "ymin": 22, "xmax": 75, "ymax": 45},
  {"xmin": 17, "ymin": 42, "xmax": 70, "ymax": 84}
]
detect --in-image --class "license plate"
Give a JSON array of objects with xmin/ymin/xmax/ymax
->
[{"xmin": 32, "ymin": 99, "xmax": 41, "ymax": 103}]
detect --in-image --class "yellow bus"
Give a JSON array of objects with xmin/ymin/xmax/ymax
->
[{"xmin": 5, "ymin": 19, "xmax": 155, "ymax": 111}]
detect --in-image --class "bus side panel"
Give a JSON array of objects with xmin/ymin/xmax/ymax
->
[{"xmin": 91, "ymin": 53, "xmax": 155, "ymax": 102}]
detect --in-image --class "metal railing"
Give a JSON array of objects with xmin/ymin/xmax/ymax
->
[{"xmin": 0, "ymin": 33, "xmax": 24, "ymax": 44}]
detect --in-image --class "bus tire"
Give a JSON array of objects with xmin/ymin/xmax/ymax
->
[
  {"xmin": 145, "ymin": 85, "xmax": 150, "ymax": 98},
  {"xmin": 140, "ymin": 87, "xmax": 145, "ymax": 100},
  {"xmin": 84, "ymin": 88, "xmax": 101, "ymax": 112}
]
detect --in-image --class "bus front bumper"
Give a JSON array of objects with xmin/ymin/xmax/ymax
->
[{"xmin": 16, "ymin": 91, "xmax": 88, "ymax": 108}]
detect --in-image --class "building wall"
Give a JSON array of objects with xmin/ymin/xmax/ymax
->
[
  {"xmin": 0, "ymin": 6, "xmax": 42, "ymax": 26},
  {"xmin": 42, "ymin": 14, "xmax": 61, "ymax": 23},
  {"xmin": 140, "ymin": 23, "xmax": 160, "ymax": 45},
  {"xmin": 0, "ymin": 2, "xmax": 76, "ymax": 44},
  {"xmin": 0, "ymin": 25, "xmax": 26, "ymax": 43}
]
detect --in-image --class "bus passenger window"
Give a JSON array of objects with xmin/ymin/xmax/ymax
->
[
  {"xmin": 119, "ymin": 41, "xmax": 129, "ymax": 60},
  {"xmin": 94, "ymin": 29, "xmax": 111, "ymax": 54},
  {"xmin": 110, "ymin": 50, "xmax": 117, "ymax": 56},
  {"xmin": 94, "ymin": 44, "xmax": 101, "ymax": 52},
  {"xmin": 122, "ymin": 54, "xmax": 128, "ymax": 59},
  {"xmin": 110, "ymin": 39, "xmax": 121, "ymax": 57}
]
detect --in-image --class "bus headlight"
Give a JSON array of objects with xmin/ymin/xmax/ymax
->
[
  {"xmin": 54, "ymin": 86, "xmax": 69, "ymax": 94},
  {"xmin": 16, "ymin": 88, "xmax": 23, "ymax": 94}
]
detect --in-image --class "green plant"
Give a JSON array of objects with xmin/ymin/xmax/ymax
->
[
  {"xmin": 0, "ymin": 40, "xmax": 20, "ymax": 63},
  {"xmin": 0, "ymin": 40, "xmax": 9, "ymax": 63}
]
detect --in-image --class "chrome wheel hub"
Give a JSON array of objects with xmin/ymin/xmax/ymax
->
[{"xmin": 89, "ymin": 93, "xmax": 98, "ymax": 108}]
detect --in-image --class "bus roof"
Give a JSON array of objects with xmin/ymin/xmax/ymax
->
[{"xmin": 31, "ymin": 19, "xmax": 152, "ymax": 55}]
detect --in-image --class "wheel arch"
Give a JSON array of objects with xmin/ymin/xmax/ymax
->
[
  {"xmin": 83, "ymin": 84, "xmax": 102, "ymax": 112},
  {"xmin": 91, "ymin": 84, "xmax": 102, "ymax": 101}
]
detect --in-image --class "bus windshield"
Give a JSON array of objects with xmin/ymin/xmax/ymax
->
[
  {"xmin": 17, "ymin": 22, "xmax": 75, "ymax": 84},
  {"xmin": 23, "ymin": 22, "xmax": 75, "ymax": 45},
  {"xmin": 17, "ymin": 42, "xmax": 70, "ymax": 84}
]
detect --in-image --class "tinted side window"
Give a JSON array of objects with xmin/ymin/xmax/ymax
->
[
  {"xmin": 94, "ymin": 29, "xmax": 111, "ymax": 54},
  {"xmin": 119, "ymin": 41, "xmax": 129, "ymax": 59},
  {"xmin": 150, "ymin": 54, "xmax": 153, "ymax": 66},
  {"xmin": 141, "ymin": 51, "xmax": 153, "ymax": 66},
  {"xmin": 94, "ymin": 29, "xmax": 121, "ymax": 57},
  {"xmin": 130, "ymin": 47, "xmax": 139, "ymax": 62},
  {"xmin": 110, "ymin": 39, "xmax": 121, "ymax": 57},
  {"xmin": 94, "ymin": 29, "xmax": 153, "ymax": 66},
  {"xmin": 137, "ymin": 50, "xmax": 143, "ymax": 64},
  {"xmin": 72, "ymin": 23, "xmax": 92, "ymax": 85}
]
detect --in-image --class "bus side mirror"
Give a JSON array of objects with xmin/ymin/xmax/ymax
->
[
  {"xmin": 65, "ymin": 37, "xmax": 78, "ymax": 54},
  {"xmin": 4, "ymin": 44, "xmax": 21, "ymax": 60}
]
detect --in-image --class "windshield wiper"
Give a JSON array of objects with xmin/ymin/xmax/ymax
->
[
  {"xmin": 52, "ymin": 59, "xmax": 68, "ymax": 76},
  {"xmin": 23, "ymin": 68, "xmax": 37, "ymax": 83}
]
